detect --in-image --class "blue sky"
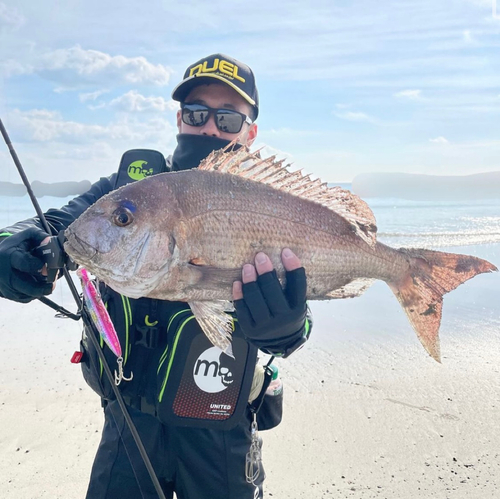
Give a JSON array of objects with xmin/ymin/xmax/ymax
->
[{"xmin": 0, "ymin": 0, "xmax": 499, "ymax": 183}]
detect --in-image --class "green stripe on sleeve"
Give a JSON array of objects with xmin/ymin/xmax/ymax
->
[
  {"xmin": 158, "ymin": 315, "xmax": 195, "ymax": 402},
  {"xmin": 304, "ymin": 318, "xmax": 311, "ymax": 337}
]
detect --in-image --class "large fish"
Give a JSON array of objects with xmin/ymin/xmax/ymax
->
[{"xmin": 64, "ymin": 146, "xmax": 497, "ymax": 361}]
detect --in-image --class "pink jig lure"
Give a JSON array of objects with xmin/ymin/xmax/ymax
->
[{"xmin": 77, "ymin": 267, "xmax": 132, "ymax": 385}]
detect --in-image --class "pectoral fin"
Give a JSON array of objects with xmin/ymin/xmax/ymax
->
[
  {"xmin": 188, "ymin": 300, "xmax": 235, "ymax": 357},
  {"xmin": 187, "ymin": 263, "xmax": 242, "ymax": 290}
]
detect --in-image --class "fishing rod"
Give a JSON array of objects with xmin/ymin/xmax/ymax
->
[{"xmin": 0, "ymin": 118, "xmax": 166, "ymax": 499}]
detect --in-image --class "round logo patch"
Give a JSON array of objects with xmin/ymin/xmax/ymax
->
[
  {"xmin": 127, "ymin": 160, "xmax": 154, "ymax": 180},
  {"xmin": 192, "ymin": 346, "xmax": 235, "ymax": 393}
]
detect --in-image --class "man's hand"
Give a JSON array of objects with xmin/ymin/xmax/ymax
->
[
  {"xmin": 0, "ymin": 228, "xmax": 54, "ymax": 303},
  {"xmin": 232, "ymin": 248, "xmax": 309, "ymax": 357}
]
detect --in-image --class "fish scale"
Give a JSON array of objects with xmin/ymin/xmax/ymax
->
[{"xmin": 173, "ymin": 170, "xmax": 363, "ymax": 274}]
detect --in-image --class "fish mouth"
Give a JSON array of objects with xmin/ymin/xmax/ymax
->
[
  {"xmin": 64, "ymin": 230, "xmax": 98, "ymax": 264},
  {"xmin": 65, "ymin": 229, "xmax": 151, "ymax": 280}
]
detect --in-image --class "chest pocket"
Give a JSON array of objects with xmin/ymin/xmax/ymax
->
[
  {"xmin": 156, "ymin": 308, "xmax": 258, "ymax": 430},
  {"xmin": 114, "ymin": 149, "xmax": 167, "ymax": 189}
]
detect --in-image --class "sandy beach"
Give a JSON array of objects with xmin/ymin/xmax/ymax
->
[{"xmin": 1, "ymin": 243, "xmax": 499, "ymax": 498}]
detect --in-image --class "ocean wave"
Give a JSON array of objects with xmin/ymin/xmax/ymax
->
[
  {"xmin": 366, "ymin": 198, "xmax": 500, "ymax": 209},
  {"xmin": 378, "ymin": 231, "xmax": 500, "ymax": 238},
  {"xmin": 378, "ymin": 232, "xmax": 500, "ymax": 248}
]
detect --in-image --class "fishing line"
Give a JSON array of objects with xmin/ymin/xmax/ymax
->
[{"xmin": 0, "ymin": 118, "xmax": 167, "ymax": 499}]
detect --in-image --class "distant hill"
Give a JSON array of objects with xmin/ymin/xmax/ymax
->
[
  {"xmin": 352, "ymin": 171, "xmax": 500, "ymax": 200},
  {"xmin": 0, "ymin": 180, "xmax": 92, "ymax": 197}
]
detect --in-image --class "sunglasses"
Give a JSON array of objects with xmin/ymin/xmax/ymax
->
[{"xmin": 181, "ymin": 103, "xmax": 253, "ymax": 134}]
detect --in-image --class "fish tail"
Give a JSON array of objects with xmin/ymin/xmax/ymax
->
[{"xmin": 388, "ymin": 248, "xmax": 497, "ymax": 362}]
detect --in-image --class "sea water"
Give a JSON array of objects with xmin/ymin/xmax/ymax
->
[
  {"xmin": 368, "ymin": 197, "xmax": 500, "ymax": 249},
  {"xmin": 0, "ymin": 195, "xmax": 76, "ymax": 231}
]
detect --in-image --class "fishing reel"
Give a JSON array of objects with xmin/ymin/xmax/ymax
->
[{"xmin": 33, "ymin": 230, "xmax": 78, "ymax": 283}]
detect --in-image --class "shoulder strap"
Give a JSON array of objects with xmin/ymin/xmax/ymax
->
[{"xmin": 114, "ymin": 149, "xmax": 167, "ymax": 189}]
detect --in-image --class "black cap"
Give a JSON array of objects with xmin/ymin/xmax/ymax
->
[{"xmin": 171, "ymin": 53, "xmax": 259, "ymax": 119}]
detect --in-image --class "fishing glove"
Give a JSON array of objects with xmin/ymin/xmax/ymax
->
[
  {"xmin": 0, "ymin": 227, "xmax": 53, "ymax": 303},
  {"xmin": 234, "ymin": 268, "xmax": 311, "ymax": 357}
]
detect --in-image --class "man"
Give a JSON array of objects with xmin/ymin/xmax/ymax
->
[{"xmin": 0, "ymin": 54, "xmax": 311, "ymax": 498}]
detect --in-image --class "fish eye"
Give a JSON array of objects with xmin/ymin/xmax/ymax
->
[{"xmin": 113, "ymin": 207, "xmax": 134, "ymax": 227}]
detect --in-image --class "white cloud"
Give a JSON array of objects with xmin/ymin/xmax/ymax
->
[
  {"xmin": 42, "ymin": 46, "xmax": 171, "ymax": 85},
  {"xmin": 2, "ymin": 108, "xmax": 178, "ymax": 183},
  {"xmin": 87, "ymin": 102, "xmax": 107, "ymax": 111},
  {"xmin": 0, "ymin": 59, "xmax": 30, "ymax": 77},
  {"xmin": 394, "ymin": 89, "xmax": 422, "ymax": 100},
  {"xmin": 463, "ymin": 0, "xmax": 492, "ymax": 6},
  {"xmin": 335, "ymin": 111, "xmax": 376, "ymax": 123},
  {"xmin": 429, "ymin": 136, "xmax": 450, "ymax": 144},
  {"xmin": 3, "ymin": 46, "xmax": 174, "ymax": 88},
  {"xmin": 6, "ymin": 108, "xmax": 176, "ymax": 144},
  {"xmin": 463, "ymin": 30, "xmax": 474, "ymax": 43},
  {"xmin": 79, "ymin": 89, "xmax": 110, "ymax": 103},
  {"xmin": 108, "ymin": 91, "xmax": 178, "ymax": 113},
  {"xmin": 0, "ymin": 2, "xmax": 24, "ymax": 30},
  {"xmin": 48, "ymin": 46, "xmax": 172, "ymax": 86}
]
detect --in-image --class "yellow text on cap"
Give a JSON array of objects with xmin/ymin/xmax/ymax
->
[{"xmin": 189, "ymin": 58, "xmax": 246, "ymax": 83}]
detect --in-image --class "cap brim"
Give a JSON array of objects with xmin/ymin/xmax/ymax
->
[{"xmin": 171, "ymin": 74, "xmax": 256, "ymax": 107}]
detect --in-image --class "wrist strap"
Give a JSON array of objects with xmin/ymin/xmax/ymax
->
[{"xmin": 261, "ymin": 317, "xmax": 311, "ymax": 358}]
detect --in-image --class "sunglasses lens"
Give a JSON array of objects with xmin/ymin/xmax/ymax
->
[
  {"xmin": 181, "ymin": 104, "xmax": 247, "ymax": 133},
  {"xmin": 182, "ymin": 104, "xmax": 209, "ymax": 127},
  {"xmin": 215, "ymin": 110, "xmax": 244, "ymax": 133}
]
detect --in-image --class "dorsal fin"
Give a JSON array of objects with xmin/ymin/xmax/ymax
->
[{"xmin": 197, "ymin": 144, "xmax": 377, "ymax": 246}]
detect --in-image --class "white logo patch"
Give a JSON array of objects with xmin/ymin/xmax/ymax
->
[{"xmin": 193, "ymin": 346, "xmax": 234, "ymax": 393}]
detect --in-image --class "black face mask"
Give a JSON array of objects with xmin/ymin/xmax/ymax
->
[{"xmin": 171, "ymin": 134, "xmax": 242, "ymax": 171}]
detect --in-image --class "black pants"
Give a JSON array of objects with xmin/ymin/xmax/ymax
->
[{"xmin": 85, "ymin": 400, "xmax": 264, "ymax": 499}]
